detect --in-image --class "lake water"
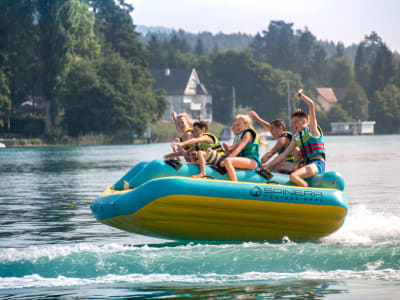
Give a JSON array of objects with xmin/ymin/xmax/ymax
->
[{"xmin": 1, "ymin": 135, "xmax": 400, "ymax": 299}]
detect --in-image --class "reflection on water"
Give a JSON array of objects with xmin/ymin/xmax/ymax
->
[
  {"xmin": 0, "ymin": 145, "xmax": 169, "ymax": 248},
  {"xmin": 0, "ymin": 280, "xmax": 347, "ymax": 299}
]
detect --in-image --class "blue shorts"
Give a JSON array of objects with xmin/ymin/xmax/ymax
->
[{"xmin": 309, "ymin": 159, "xmax": 325, "ymax": 174}]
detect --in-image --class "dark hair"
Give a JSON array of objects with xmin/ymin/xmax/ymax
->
[
  {"xmin": 192, "ymin": 121, "xmax": 209, "ymax": 131},
  {"xmin": 291, "ymin": 110, "xmax": 307, "ymax": 119},
  {"xmin": 270, "ymin": 119, "xmax": 286, "ymax": 131}
]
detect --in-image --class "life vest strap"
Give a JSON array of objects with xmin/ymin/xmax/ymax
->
[
  {"xmin": 210, "ymin": 164, "xmax": 227, "ymax": 175},
  {"xmin": 255, "ymin": 169, "xmax": 273, "ymax": 180},
  {"xmin": 165, "ymin": 159, "xmax": 183, "ymax": 170}
]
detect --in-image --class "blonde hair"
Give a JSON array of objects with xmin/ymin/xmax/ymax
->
[
  {"xmin": 234, "ymin": 114, "xmax": 266, "ymax": 147},
  {"xmin": 234, "ymin": 114, "xmax": 254, "ymax": 130},
  {"xmin": 177, "ymin": 113, "xmax": 193, "ymax": 127}
]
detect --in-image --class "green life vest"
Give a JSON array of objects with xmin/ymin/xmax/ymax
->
[
  {"xmin": 237, "ymin": 128, "xmax": 261, "ymax": 166},
  {"xmin": 294, "ymin": 126, "xmax": 326, "ymax": 164}
]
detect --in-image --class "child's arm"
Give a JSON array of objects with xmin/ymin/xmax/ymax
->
[
  {"xmin": 295, "ymin": 89, "xmax": 320, "ymax": 137},
  {"xmin": 182, "ymin": 130, "xmax": 194, "ymax": 141},
  {"xmin": 249, "ymin": 110, "xmax": 270, "ymax": 131},
  {"xmin": 261, "ymin": 140, "xmax": 296, "ymax": 170},
  {"xmin": 227, "ymin": 131, "xmax": 252, "ymax": 158},
  {"xmin": 175, "ymin": 135, "xmax": 213, "ymax": 149},
  {"xmin": 260, "ymin": 137, "xmax": 286, "ymax": 163},
  {"xmin": 171, "ymin": 112, "xmax": 181, "ymax": 133}
]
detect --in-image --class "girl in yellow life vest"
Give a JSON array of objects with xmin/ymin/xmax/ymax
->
[
  {"xmin": 264, "ymin": 89, "xmax": 326, "ymax": 187},
  {"xmin": 250, "ymin": 111, "xmax": 296, "ymax": 174},
  {"xmin": 220, "ymin": 114, "xmax": 262, "ymax": 181}
]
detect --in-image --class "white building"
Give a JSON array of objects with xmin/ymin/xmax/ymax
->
[
  {"xmin": 330, "ymin": 121, "xmax": 376, "ymax": 135},
  {"xmin": 151, "ymin": 68, "xmax": 212, "ymax": 121}
]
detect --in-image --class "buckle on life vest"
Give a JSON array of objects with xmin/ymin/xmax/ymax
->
[
  {"xmin": 256, "ymin": 169, "xmax": 273, "ymax": 180},
  {"xmin": 165, "ymin": 159, "xmax": 183, "ymax": 170}
]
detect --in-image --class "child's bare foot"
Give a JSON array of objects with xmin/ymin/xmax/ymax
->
[{"xmin": 191, "ymin": 173, "xmax": 205, "ymax": 178}]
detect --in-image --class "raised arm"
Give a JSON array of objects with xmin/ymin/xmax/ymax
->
[
  {"xmin": 171, "ymin": 112, "xmax": 181, "ymax": 132},
  {"xmin": 295, "ymin": 89, "xmax": 319, "ymax": 135},
  {"xmin": 249, "ymin": 110, "xmax": 270, "ymax": 131}
]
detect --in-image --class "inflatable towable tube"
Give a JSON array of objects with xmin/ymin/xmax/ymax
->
[
  {"xmin": 112, "ymin": 159, "xmax": 345, "ymax": 191},
  {"xmin": 91, "ymin": 160, "xmax": 348, "ymax": 242}
]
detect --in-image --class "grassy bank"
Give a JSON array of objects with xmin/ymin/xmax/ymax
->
[
  {"xmin": 151, "ymin": 121, "xmax": 226, "ymax": 142},
  {"xmin": 0, "ymin": 121, "xmax": 229, "ymax": 147}
]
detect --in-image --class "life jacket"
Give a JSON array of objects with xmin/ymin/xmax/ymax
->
[
  {"xmin": 196, "ymin": 132, "xmax": 225, "ymax": 156},
  {"xmin": 180, "ymin": 128, "xmax": 194, "ymax": 149},
  {"xmin": 294, "ymin": 125, "xmax": 326, "ymax": 164},
  {"xmin": 277, "ymin": 131, "xmax": 295, "ymax": 162},
  {"xmin": 237, "ymin": 128, "xmax": 261, "ymax": 166}
]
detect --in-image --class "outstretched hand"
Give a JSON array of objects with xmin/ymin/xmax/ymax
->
[
  {"xmin": 249, "ymin": 110, "xmax": 260, "ymax": 121},
  {"xmin": 294, "ymin": 89, "xmax": 303, "ymax": 99}
]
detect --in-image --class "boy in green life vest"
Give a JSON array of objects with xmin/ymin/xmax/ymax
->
[
  {"xmin": 249, "ymin": 110, "xmax": 296, "ymax": 174},
  {"xmin": 263, "ymin": 89, "xmax": 326, "ymax": 187}
]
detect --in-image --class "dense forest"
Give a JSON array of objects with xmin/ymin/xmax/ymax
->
[{"xmin": 1, "ymin": 0, "xmax": 400, "ymax": 143}]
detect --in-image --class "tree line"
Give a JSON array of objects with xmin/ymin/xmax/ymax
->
[
  {"xmin": 1, "ymin": 1, "xmax": 399, "ymax": 140},
  {"xmin": 145, "ymin": 21, "xmax": 400, "ymax": 133},
  {"xmin": 0, "ymin": 0, "xmax": 165, "ymax": 141}
]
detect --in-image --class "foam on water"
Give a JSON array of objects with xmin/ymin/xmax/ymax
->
[
  {"xmin": 2, "ymin": 269, "xmax": 400, "ymax": 290},
  {"xmin": 325, "ymin": 204, "xmax": 400, "ymax": 244}
]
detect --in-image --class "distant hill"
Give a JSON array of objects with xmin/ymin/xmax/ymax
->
[{"xmin": 136, "ymin": 25, "xmax": 360, "ymax": 62}]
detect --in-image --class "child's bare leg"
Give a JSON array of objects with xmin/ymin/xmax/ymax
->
[
  {"xmin": 289, "ymin": 164, "xmax": 318, "ymax": 187},
  {"xmin": 222, "ymin": 157, "xmax": 237, "ymax": 181},
  {"xmin": 191, "ymin": 151, "xmax": 206, "ymax": 178},
  {"xmin": 222, "ymin": 157, "xmax": 257, "ymax": 181}
]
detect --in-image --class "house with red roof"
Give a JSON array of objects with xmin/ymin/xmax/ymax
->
[{"xmin": 313, "ymin": 88, "xmax": 347, "ymax": 111}]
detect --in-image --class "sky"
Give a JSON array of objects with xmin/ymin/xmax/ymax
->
[{"xmin": 129, "ymin": 0, "xmax": 400, "ymax": 52}]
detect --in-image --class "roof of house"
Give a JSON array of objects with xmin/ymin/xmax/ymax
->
[
  {"xmin": 313, "ymin": 88, "xmax": 338, "ymax": 104},
  {"xmin": 332, "ymin": 88, "xmax": 347, "ymax": 102},
  {"xmin": 196, "ymin": 82, "xmax": 208, "ymax": 95},
  {"xmin": 150, "ymin": 68, "xmax": 193, "ymax": 95}
]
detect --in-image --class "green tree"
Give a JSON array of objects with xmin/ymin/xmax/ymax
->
[
  {"xmin": 0, "ymin": 53, "xmax": 11, "ymax": 128},
  {"xmin": 294, "ymin": 27, "xmax": 316, "ymax": 81},
  {"xmin": 318, "ymin": 104, "xmax": 352, "ymax": 132},
  {"xmin": 147, "ymin": 34, "xmax": 167, "ymax": 68},
  {"xmin": 208, "ymin": 50, "xmax": 302, "ymax": 124},
  {"xmin": 249, "ymin": 33, "xmax": 266, "ymax": 62},
  {"xmin": 0, "ymin": 0, "xmax": 39, "ymax": 129},
  {"xmin": 372, "ymin": 84, "xmax": 400, "ymax": 133},
  {"xmin": 309, "ymin": 44, "xmax": 329, "ymax": 86},
  {"xmin": 354, "ymin": 32, "xmax": 382, "ymax": 98},
  {"xmin": 261, "ymin": 21, "xmax": 296, "ymax": 70},
  {"xmin": 369, "ymin": 43, "xmax": 398, "ymax": 97},
  {"xmin": 194, "ymin": 38, "xmax": 205, "ymax": 55},
  {"xmin": 90, "ymin": 0, "xmax": 147, "ymax": 66},
  {"xmin": 62, "ymin": 53, "xmax": 166, "ymax": 136},
  {"xmin": 340, "ymin": 81, "xmax": 369, "ymax": 121},
  {"xmin": 329, "ymin": 56, "xmax": 354, "ymax": 88},
  {"xmin": 37, "ymin": 0, "xmax": 99, "ymax": 132}
]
